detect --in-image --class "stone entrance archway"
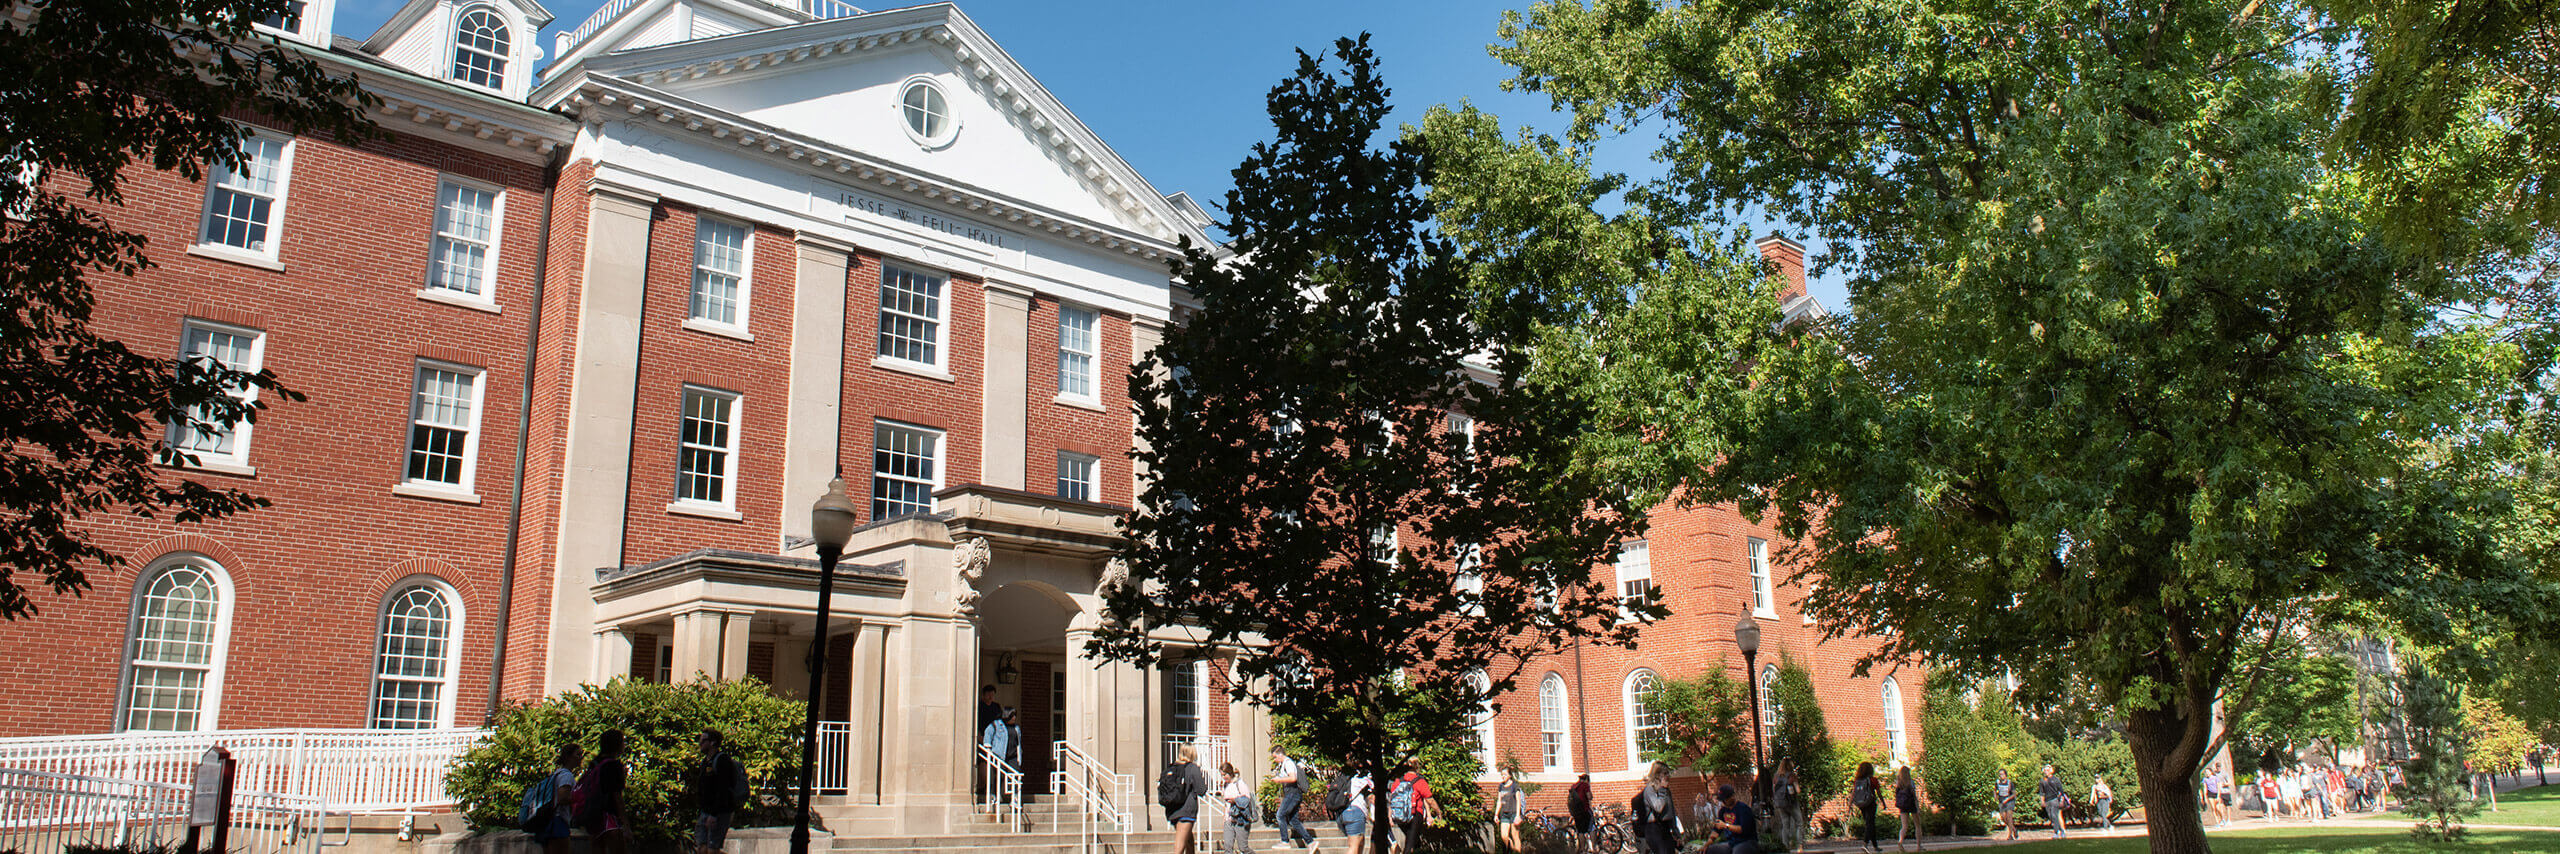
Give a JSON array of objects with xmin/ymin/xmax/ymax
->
[{"xmin": 978, "ymin": 581, "xmax": 1078, "ymax": 788}]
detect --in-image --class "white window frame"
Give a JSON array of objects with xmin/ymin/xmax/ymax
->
[
  {"xmin": 1624, "ymin": 668, "xmax": 1661, "ymax": 770},
  {"xmin": 1882, "ymin": 677, "xmax": 1908, "ymax": 767},
  {"xmin": 876, "ymin": 263, "xmax": 946, "ymax": 371},
  {"xmin": 423, "ymin": 175, "xmax": 504, "ymax": 304},
  {"xmin": 368, "ymin": 578, "xmax": 463, "ymax": 730},
  {"xmin": 168, "ymin": 319, "xmax": 265, "ymax": 472},
  {"xmin": 1538, "ymin": 673, "xmax": 1571, "ymax": 772},
  {"xmin": 400, "ymin": 361, "xmax": 485, "ymax": 496},
  {"xmin": 193, "ymin": 127, "xmax": 294, "ymax": 264},
  {"xmin": 687, "ymin": 216, "xmax": 752, "ymax": 335},
  {"xmin": 673, "ymin": 386, "xmax": 741, "ymax": 511},
  {"xmin": 448, "ymin": 5, "xmax": 511, "ymax": 92},
  {"xmin": 1168, "ymin": 657, "xmax": 1207, "ymax": 738},
  {"xmin": 897, "ymin": 76, "xmax": 960, "ymax": 149},
  {"xmin": 1469, "ymin": 670, "xmax": 1498, "ymax": 779},
  {"xmin": 1367, "ymin": 522, "xmax": 1400, "ymax": 569},
  {"xmin": 1454, "ymin": 543, "xmax": 1484, "ymax": 616},
  {"xmin": 1056, "ymin": 450, "xmax": 1099, "ymax": 502},
  {"xmin": 116, "ymin": 556, "xmax": 234, "ymax": 732},
  {"xmin": 248, "ymin": 0, "xmax": 329, "ymax": 45},
  {"xmin": 871, "ymin": 420, "xmax": 943, "ymax": 520},
  {"xmin": 1748, "ymin": 537, "xmax": 1776, "ymax": 618},
  {"xmin": 1616, "ymin": 539, "xmax": 1653, "ymax": 623},
  {"xmin": 1447, "ymin": 411, "xmax": 1476, "ymax": 461},
  {"xmin": 1056, "ymin": 304, "xmax": 1099, "ymax": 403},
  {"xmin": 1760, "ymin": 664, "xmax": 1782, "ymax": 754}
]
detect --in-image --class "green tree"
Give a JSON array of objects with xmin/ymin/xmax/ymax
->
[
  {"xmin": 2400, "ymin": 656, "xmax": 2476, "ymax": 840},
  {"xmin": 2465, "ymin": 693, "xmax": 2535, "ymax": 811},
  {"xmin": 2229, "ymin": 643, "xmax": 2363, "ymax": 769},
  {"xmin": 1095, "ymin": 36, "xmax": 1644, "ymax": 854},
  {"xmin": 1436, "ymin": 3, "xmax": 2560, "ymax": 851},
  {"xmin": 1770, "ymin": 658, "xmax": 1842, "ymax": 815},
  {"xmin": 1918, "ymin": 682, "xmax": 2000, "ymax": 837},
  {"xmin": 1642, "ymin": 665, "xmax": 1750, "ymax": 776},
  {"xmin": 0, "ymin": 0, "xmax": 372, "ymax": 619}
]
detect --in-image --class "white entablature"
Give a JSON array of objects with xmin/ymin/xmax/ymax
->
[{"xmin": 534, "ymin": 2, "xmax": 1214, "ymax": 255}]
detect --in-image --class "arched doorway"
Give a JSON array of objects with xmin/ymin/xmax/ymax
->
[{"xmin": 978, "ymin": 581, "xmax": 1078, "ymax": 788}]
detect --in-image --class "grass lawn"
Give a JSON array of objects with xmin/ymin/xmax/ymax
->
[
  {"xmin": 2464, "ymin": 784, "xmax": 2560, "ymax": 828},
  {"xmin": 1989, "ymin": 824, "xmax": 2557, "ymax": 852}
]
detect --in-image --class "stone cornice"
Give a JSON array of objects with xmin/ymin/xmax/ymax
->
[{"xmin": 557, "ymin": 74, "xmax": 1188, "ymax": 262}]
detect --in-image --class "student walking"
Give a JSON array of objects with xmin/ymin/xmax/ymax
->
[
  {"xmin": 1630, "ymin": 762, "xmax": 1680, "ymax": 854},
  {"xmin": 1893, "ymin": 766, "xmax": 1921, "ymax": 851},
  {"xmin": 1994, "ymin": 767, "xmax": 2018, "ymax": 840},
  {"xmin": 1851, "ymin": 763, "xmax": 1882, "ymax": 853},
  {"xmin": 1160, "ymin": 746, "xmax": 1212, "ymax": 854},
  {"xmin": 1334, "ymin": 763, "xmax": 1374, "ymax": 854},
  {"xmin": 1770, "ymin": 760, "xmax": 1801, "ymax": 853},
  {"xmin": 1494, "ymin": 768, "xmax": 1525, "ymax": 854},
  {"xmin": 1219, "ymin": 761, "xmax": 1255, "ymax": 854},
  {"xmin": 2037, "ymin": 765, "xmax": 2067, "ymax": 839},
  {"xmin": 981, "ymin": 708, "xmax": 1018, "ymax": 806},
  {"xmin": 2089, "ymin": 774, "xmax": 2114, "ymax": 830},
  {"xmin": 1271, "ymin": 748, "xmax": 1314, "ymax": 851},
  {"xmin": 2201, "ymin": 767, "xmax": 2225, "ymax": 827},
  {"xmin": 1567, "ymin": 774, "xmax": 1595, "ymax": 854},
  {"xmin": 578, "ymin": 730, "xmax": 631, "ymax": 854},
  {"xmin": 523, "ymin": 743, "xmax": 582, "ymax": 854},
  {"xmin": 688, "ymin": 730, "xmax": 750, "ymax": 854},
  {"xmin": 1385, "ymin": 765, "xmax": 1436, "ymax": 854}
]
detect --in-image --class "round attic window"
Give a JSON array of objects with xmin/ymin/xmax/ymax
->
[{"xmin": 899, "ymin": 78, "xmax": 958, "ymax": 148}]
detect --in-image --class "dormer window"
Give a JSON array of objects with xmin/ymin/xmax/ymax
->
[
  {"xmin": 259, "ymin": 0, "xmax": 306, "ymax": 33},
  {"xmin": 451, "ymin": 8, "xmax": 510, "ymax": 91}
]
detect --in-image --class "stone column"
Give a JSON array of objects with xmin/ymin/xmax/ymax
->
[
  {"xmin": 783, "ymin": 236, "xmax": 853, "ymax": 543},
  {"xmin": 543, "ymin": 184, "xmax": 656, "ymax": 694},
  {"xmin": 669, "ymin": 611, "xmax": 714, "ymax": 681},
  {"xmin": 592, "ymin": 627, "xmax": 633, "ymax": 684},
  {"xmin": 851, "ymin": 623, "xmax": 889, "ymax": 804},
  {"xmin": 719, "ymin": 611, "xmax": 753, "ymax": 680},
  {"xmin": 1128, "ymin": 317, "xmax": 1166, "ymax": 487},
  {"xmin": 979, "ymin": 281, "xmax": 1034, "ymax": 490}
]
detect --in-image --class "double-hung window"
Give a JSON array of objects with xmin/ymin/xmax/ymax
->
[
  {"xmin": 1538, "ymin": 673, "xmax": 1571, "ymax": 771},
  {"xmin": 1057, "ymin": 305, "xmax": 1097, "ymax": 401},
  {"xmin": 197, "ymin": 130, "xmax": 292, "ymax": 260},
  {"xmin": 371, "ymin": 583, "xmax": 458, "ymax": 729},
  {"xmin": 878, "ymin": 264, "xmax": 944, "ymax": 369},
  {"xmin": 120, "ymin": 560, "xmax": 231, "ymax": 732},
  {"xmin": 427, "ymin": 178, "xmax": 501, "ymax": 299},
  {"xmin": 1454, "ymin": 543, "xmax": 1484, "ymax": 616},
  {"xmin": 690, "ymin": 218, "xmax": 749, "ymax": 330},
  {"xmin": 1616, "ymin": 539, "xmax": 1654, "ymax": 622},
  {"xmin": 1056, "ymin": 451, "xmax": 1098, "ymax": 502},
  {"xmin": 170, "ymin": 320, "xmax": 264, "ymax": 468},
  {"xmin": 675, "ymin": 387, "xmax": 739, "ymax": 509},
  {"xmin": 1748, "ymin": 537, "xmax": 1776, "ymax": 618},
  {"xmin": 404, "ymin": 363, "xmax": 482, "ymax": 492},
  {"xmin": 872, "ymin": 421, "xmax": 942, "ymax": 520}
]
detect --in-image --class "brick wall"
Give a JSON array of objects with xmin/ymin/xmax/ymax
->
[{"xmin": 839, "ymin": 252, "xmax": 985, "ymax": 523}]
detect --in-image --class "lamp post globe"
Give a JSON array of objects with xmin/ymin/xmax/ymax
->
[{"xmin": 793, "ymin": 477, "xmax": 859, "ymax": 854}]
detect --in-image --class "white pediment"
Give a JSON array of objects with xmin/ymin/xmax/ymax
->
[{"xmin": 542, "ymin": 3, "xmax": 1206, "ymax": 248}]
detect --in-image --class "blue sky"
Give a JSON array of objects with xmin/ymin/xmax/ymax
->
[{"xmin": 339, "ymin": 0, "xmax": 1849, "ymax": 311}]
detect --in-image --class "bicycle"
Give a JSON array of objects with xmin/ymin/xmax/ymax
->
[{"xmin": 1590, "ymin": 804, "xmax": 1639, "ymax": 854}]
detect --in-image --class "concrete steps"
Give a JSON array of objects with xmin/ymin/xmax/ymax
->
[{"xmin": 826, "ymin": 800, "xmax": 1348, "ymax": 854}]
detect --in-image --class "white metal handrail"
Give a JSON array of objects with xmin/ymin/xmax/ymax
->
[
  {"xmin": 0, "ymin": 727, "xmax": 483, "ymax": 814},
  {"xmin": 976, "ymin": 743, "xmax": 1022, "ymax": 828},
  {"xmin": 1163, "ymin": 735, "xmax": 1227, "ymax": 778},
  {"xmin": 1050, "ymin": 741, "xmax": 1131, "ymax": 854},
  {"xmin": 0, "ymin": 767, "xmax": 332, "ymax": 854},
  {"xmin": 812, "ymin": 721, "xmax": 853, "ymax": 795},
  {"xmin": 556, "ymin": 0, "xmax": 867, "ymax": 60}
]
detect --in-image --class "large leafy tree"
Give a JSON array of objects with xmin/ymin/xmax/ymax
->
[
  {"xmin": 1095, "ymin": 36, "xmax": 1644, "ymax": 854},
  {"xmin": 1423, "ymin": 1, "xmax": 2560, "ymax": 851},
  {"xmin": 2228, "ymin": 640, "xmax": 2362, "ymax": 769},
  {"xmin": 1, "ymin": 0, "xmax": 369, "ymax": 619},
  {"xmin": 1770, "ymin": 658, "xmax": 1842, "ymax": 814},
  {"xmin": 1917, "ymin": 681, "xmax": 2000, "ymax": 837}
]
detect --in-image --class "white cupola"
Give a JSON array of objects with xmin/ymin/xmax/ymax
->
[{"xmin": 362, "ymin": 0, "xmax": 557, "ymax": 101}]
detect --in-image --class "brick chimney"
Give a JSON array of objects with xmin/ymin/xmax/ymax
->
[{"xmin": 1754, "ymin": 234, "xmax": 1808, "ymax": 306}]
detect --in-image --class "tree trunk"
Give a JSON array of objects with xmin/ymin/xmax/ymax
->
[{"xmin": 2125, "ymin": 701, "xmax": 2213, "ymax": 854}]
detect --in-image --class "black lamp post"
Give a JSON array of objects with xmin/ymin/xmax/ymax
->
[
  {"xmin": 792, "ymin": 477, "xmax": 858, "ymax": 854},
  {"xmin": 1735, "ymin": 614, "xmax": 1765, "ymax": 800}
]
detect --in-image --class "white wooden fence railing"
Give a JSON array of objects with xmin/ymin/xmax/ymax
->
[
  {"xmin": 0, "ymin": 767, "xmax": 334, "ymax": 854},
  {"xmin": 0, "ymin": 728, "xmax": 484, "ymax": 815},
  {"xmin": 812, "ymin": 721, "xmax": 853, "ymax": 795}
]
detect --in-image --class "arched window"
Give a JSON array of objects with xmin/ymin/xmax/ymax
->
[
  {"xmin": 1538, "ymin": 673, "xmax": 1571, "ymax": 771},
  {"xmin": 1468, "ymin": 670, "xmax": 1497, "ymax": 776},
  {"xmin": 1881, "ymin": 677, "xmax": 1907, "ymax": 767},
  {"xmin": 371, "ymin": 582, "xmax": 461, "ymax": 729},
  {"xmin": 1761, "ymin": 664, "xmax": 1782, "ymax": 752},
  {"xmin": 451, "ymin": 8, "xmax": 509, "ymax": 90},
  {"xmin": 1623, "ymin": 669, "xmax": 1661, "ymax": 769},
  {"xmin": 120, "ymin": 559, "xmax": 231, "ymax": 731}
]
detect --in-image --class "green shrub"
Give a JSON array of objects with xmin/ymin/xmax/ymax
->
[{"xmin": 445, "ymin": 677, "xmax": 809, "ymax": 846}]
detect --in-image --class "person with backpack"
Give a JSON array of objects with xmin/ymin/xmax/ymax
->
[
  {"xmin": 1219, "ymin": 761, "xmax": 1256, "ymax": 854},
  {"xmin": 1384, "ymin": 764, "xmax": 1434, "ymax": 854},
  {"xmin": 1770, "ymin": 759, "xmax": 1801, "ymax": 853},
  {"xmin": 1994, "ymin": 767, "xmax": 2018, "ymax": 840},
  {"xmin": 520, "ymin": 743, "xmax": 582, "ymax": 854},
  {"xmin": 1629, "ymin": 762, "xmax": 1679, "ymax": 854},
  {"xmin": 578, "ymin": 729, "xmax": 631, "ymax": 854},
  {"xmin": 1330, "ymin": 761, "xmax": 1373, "ymax": 854},
  {"xmin": 1566, "ymin": 774, "xmax": 1593, "ymax": 854},
  {"xmin": 2037, "ymin": 765, "xmax": 2067, "ymax": 839},
  {"xmin": 1494, "ymin": 767, "xmax": 1525, "ymax": 854},
  {"xmin": 688, "ymin": 729, "xmax": 749, "ymax": 854},
  {"xmin": 1850, "ymin": 762, "xmax": 1880, "ymax": 853},
  {"xmin": 1160, "ymin": 745, "xmax": 1212, "ymax": 854},
  {"xmin": 1894, "ymin": 766, "xmax": 1922, "ymax": 851},
  {"xmin": 1271, "ymin": 748, "xmax": 1314, "ymax": 850}
]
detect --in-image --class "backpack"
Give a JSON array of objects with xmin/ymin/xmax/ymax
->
[
  {"xmin": 719, "ymin": 754, "xmax": 752, "ymax": 813},
  {"xmin": 1324, "ymin": 772, "xmax": 1352, "ymax": 815},
  {"xmin": 1851, "ymin": 779, "xmax": 1875, "ymax": 808},
  {"xmin": 1159, "ymin": 764, "xmax": 1191, "ymax": 810},
  {"xmin": 518, "ymin": 770, "xmax": 566, "ymax": 831},
  {"xmin": 1388, "ymin": 779, "xmax": 1416, "ymax": 823},
  {"xmin": 1229, "ymin": 792, "xmax": 1257, "ymax": 827}
]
